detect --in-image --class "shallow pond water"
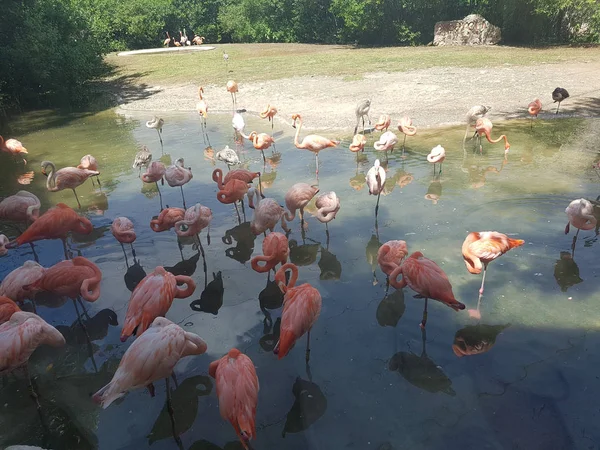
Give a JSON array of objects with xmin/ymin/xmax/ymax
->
[{"xmin": 1, "ymin": 110, "xmax": 600, "ymax": 450}]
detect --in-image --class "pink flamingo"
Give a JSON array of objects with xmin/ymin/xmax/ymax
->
[
  {"xmin": 0, "ymin": 191, "xmax": 41, "ymax": 224},
  {"xmin": 165, "ymin": 158, "xmax": 193, "ymax": 208},
  {"xmin": 349, "ymin": 134, "xmax": 367, "ymax": 154},
  {"xmin": 217, "ymin": 179, "xmax": 250, "ymax": 222},
  {"xmin": 247, "ymin": 187, "xmax": 288, "ymax": 235},
  {"xmin": 366, "ymin": 159, "xmax": 386, "ymax": 217},
  {"xmin": 175, "ymin": 203, "xmax": 212, "ymax": 264},
  {"xmin": 0, "ymin": 234, "xmax": 8, "ymax": 256},
  {"xmin": 427, "ymin": 145, "xmax": 446, "ymax": 175},
  {"xmin": 474, "ymin": 118, "xmax": 510, "ymax": 155},
  {"xmin": 251, "ymin": 232, "xmax": 289, "ymax": 273},
  {"xmin": 260, "ymin": 104, "xmax": 278, "ymax": 131},
  {"xmin": 397, "ymin": 116, "xmax": 417, "ymax": 154},
  {"xmin": 377, "ymin": 240, "xmax": 408, "ymax": 290},
  {"xmin": 462, "ymin": 231, "xmax": 525, "ymax": 318},
  {"xmin": 528, "ymin": 98, "xmax": 542, "ymax": 128},
  {"xmin": 374, "ymin": 114, "xmax": 391, "ymax": 132},
  {"xmin": 390, "ymin": 251, "xmax": 465, "ymax": 328},
  {"xmin": 243, "ymin": 131, "xmax": 275, "ymax": 163},
  {"xmin": 284, "ymin": 183, "xmax": 319, "ymax": 230},
  {"xmin": 565, "ymin": 198, "xmax": 597, "ymax": 253},
  {"xmin": 227, "ymin": 80, "xmax": 238, "ymax": 110},
  {"xmin": 374, "ymin": 131, "xmax": 398, "ymax": 161},
  {"xmin": 209, "ymin": 348, "xmax": 259, "ymax": 449},
  {"xmin": 142, "ymin": 161, "xmax": 167, "ymax": 209},
  {"xmin": 0, "ymin": 135, "xmax": 28, "ymax": 164},
  {"xmin": 313, "ymin": 191, "xmax": 340, "ymax": 240},
  {"xmin": 212, "ymin": 168, "xmax": 260, "ymax": 189},
  {"xmin": 274, "ymin": 263, "xmax": 322, "ymax": 362},
  {"xmin": 112, "ymin": 217, "xmax": 136, "ymax": 259},
  {"xmin": 121, "ymin": 266, "xmax": 196, "ymax": 341},
  {"xmin": 0, "ymin": 261, "xmax": 45, "ymax": 303},
  {"xmin": 196, "ymin": 87, "xmax": 208, "ymax": 126},
  {"xmin": 6, "ymin": 203, "xmax": 93, "ymax": 259},
  {"xmin": 0, "ymin": 296, "xmax": 21, "ymax": 324},
  {"xmin": 150, "ymin": 207, "xmax": 185, "ymax": 232},
  {"xmin": 94, "ymin": 317, "xmax": 207, "ymax": 408},
  {"xmin": 78, "ymin": 154, "xmax": 101, "ymax": 186},
  {"xmin": 41, "ymin": 160, "xmax": 99, "ymax": 208},
  {"xmin": 291, "ymin": 114, "xmax": 339, "ymax": 179}
]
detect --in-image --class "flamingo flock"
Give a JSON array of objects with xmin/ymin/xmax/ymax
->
[{"xmin": 1, "ymin": 81, "xmax": 598, "ymax": 450}]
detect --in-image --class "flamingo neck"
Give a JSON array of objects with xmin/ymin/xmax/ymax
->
[
  {"xmin": 284, "ymin": 209, "xmax": 295, "ymax": 222},
  {"xmin": 280, "ymin": 262, "xmax": 298, "ymax": 288},
  {"xmin": 198, "ymin": 88, "xmax": 203, "ymax": 100},
  {"xmin": 293, "ymin": 118, "xmax": 304, "ymax": 148},
  {"xmin": 248, "ymin": 188, "xmax": 259, "ymax": 208},
  {"xmin": 212, "ymin": 169, "xmax": 224, "ymax": 187},
  {"xmin": 44, "ymin": 162, "xmax": 57, "ymax": 191}
]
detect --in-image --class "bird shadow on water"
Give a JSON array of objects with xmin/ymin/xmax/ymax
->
[
  {"xmin": 222, "ymin": 221, "xmax": 256, "ymax": 264},
  {"xmin": 282, "ymin": 377, "xmax": 327, "ymax": 438},
  {"xmin": 189, "ymin": 271, "xmax": 224, "ymax": 315}
]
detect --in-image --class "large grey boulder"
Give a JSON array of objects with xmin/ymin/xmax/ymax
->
[{"xmin": 434, "ymin": 14, "xmax": 501, "ymax": 46}]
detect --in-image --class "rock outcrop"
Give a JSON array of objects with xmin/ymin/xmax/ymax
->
[{"xmin": 434, "ymin": 14, "xmax": 501, "ymax": 46}]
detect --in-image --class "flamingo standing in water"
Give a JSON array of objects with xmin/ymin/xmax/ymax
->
[
  {"xmin": 374, "ymin": 131, "xmax": 398, "ymax": 161},
  {"xmin": 41, "ymin": 160, "xmax": 99, "ymax": 209},
  {"xmin": 397, "ymin": 117, "xmax": 417, "ymax": 155},
  {"xmin": 251, "ymin": 232, "xmax": 289, "ymax": 273},
  {"xmin": 215, "ymin": 146, "xmax": 240, "ymax": 169},
  {"xmin": 196, "ymin": 87, "xmax": 208, "ymax": 126},
  {"xmin": 565, "ymin": 198, "xmax": 597, "ymax": 252},
  {"xmin": 0, "ymin": 135, "xmax": 28, "ymax": 164},
  {"xmin": 94, "ymin": 317, "xmax": 207, "ymax": 407},
  {"xmin": 232, "ymin": 113, "xmax": 245, "ymax": 138},
  {"xmin": 313, "ymin": 191, "xmax": 340, "ymax": 241},
  {"xmin": 552, "ymin": 87, "xmax": 569, "ymax": 114},
  {"xmin": 175, "ymin": 203, "xmax": 212, "ymax": 272},
  {"xmin": 165, "ymin": 158, "xmax": 193, "ymax": 208},
  {"xmin": 78, "ymin": 154, "xmax": 102, "ymax": 187},
  {"xmin": 212, "ymin": 168, "xmax": 260, "ymax": 191},
  {"xmin": 260, "ymin": 104, "xmax": 278, "ymax": 131},
  {"xmin": 528, "ymin": 99, "xmax": 542, "ymax": 129},
  {"xmin": 374, "ymin": 114, "xmax": 391, "ymax": 132},
  {"xmin": 390, "ymin": 251, "xmax": 465, "ymax": 328},
  {"xmin": 462, "ymin": 231, "xmax": 525, "ymax": 319},
  {"xmin": 209, "ymin": 348, "xmax": 259, "ymax": 450},
  {"xmin": 244, "ymin": 131, "xmax": 274, "ymax": 163},
  {"xmin": 121, "ymin": 266, "xmax": 196, "ymax": 341},
  {"xmin": 247, "ymin": 187, "xmax": 287, "ymax": 235},
  {"xmin": 464, "ymin": 105, "xmax": 491, "ymax": 145},
  {"xmin": 427, "ymin": 145, "xmax": 446, "ymax": 175},
  {"xmin": 366, "ymin": 159, "xmax": 386, "ymax": 218},
  {"xmin": 0, "ymin": 260, "xmax": 45, "ymax": 304},
  {"xmin": 133, "ymin": 145, "xmax": 152, "ymax": 176},
  {"xmin": 0, "ymin": 191, "xmax": 41, "ymax": 224},
  {"xmin": 142, "ymin": 161, "xmax": 167, "ymax": 209},
  {"xmin": 0, "ymin": 296, "xmax": 21, "ymax": 324},
  {"xmin": 146, "ymin": 117, "xmax": 164, "ymax": 147},
  {"xmin": 291, "ymin": 114, "xmax": 339, "ymax": 179},
  {"xmin": 474, "ymin": 118, "xmax": 510, "ymax": 155},
  {"xmin": 150, "ymin": 207, "xmax": 185, "ymax": 232},
  {"xmin": 226, "ymin": 80, "xmax": 238, "ymax": 110},
  {"xmin": 377, "ymin": 240, "xmax": 408, "ymax": 292},
  {"xmin": 274, "ymin": 263, "xmax": 322, "ymax": 362},
  {"xmin": 217, "ymin": 179, "xmax": 250, "ymax": 222},
  {"xmin": 284, "ymin": 183, "xmax": 319, "ymax": 230},
  {"xmin": 6, "ymin": 203, "xmax": 93, "ymax": 258},
  {"xmin": 112, "ymin": 217, "xmax": 136, "ymax": 260},
  {"xmin": 349, "ymin": 134, "xmax": 367, "ymax": 154}
]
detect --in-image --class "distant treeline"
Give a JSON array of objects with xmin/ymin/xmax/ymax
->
[{"xmin": 1, "ymin": 0, "xmax": 599, "ymax": 112}]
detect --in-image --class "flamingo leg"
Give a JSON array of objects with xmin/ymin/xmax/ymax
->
[
  {"xmin": 469, "ymin": 263, "xmax": 488, "ymax": 320},
  {"xmin": 572, "ymin": 228, "xmax": 580, "ymax": 254},
  {"xmin": 234, "ymin": 202, "xmax": 241, "ymax": 223},
  {"xmin": 556, "ymin": 102, "xmax": 560, "ymax": 114},
  {"xmin": 72, "ymin": 297, "xmax": 98, "ymax": 371},
  {"xmin": 375, "ymin": 191, "xmax": 381, "ymax": 217},
  {"xmin": 315, "ymin": 153, "xmax": 319, "ymax": 180},
  {"xmin": 165, "ymin": 377, "xmax": 184, "ymax": 448},
  {"xmin": 258, "ymin": 173, "xmax": 264, "ymax": 198},
  {"xmin": 29, "ymin": 242, "xmax": 39, "ymax": 263},
  {"xmin": 130, "ymin": 242, "xmax": 136, "ymax": 258},
  {"xmin": 196, "ymin": 234, "xmax": 207, "ymax": 280},
  {"xmin": 325, "ymin": 222, "xmax": 330, "ymax": 249},
  {"xmin": 121, "ymin": 242, "xmax": 129, "ymax": 267},
  {"xmin": 180, "ymin": 186, "xmax": 186, "ymax": 209},
  {"xmin": 305, "ymin": 329, "xmax": 312, "ymax": 363},
  {"xmin": 156, "ymin": 128, "xmax": 163, "ymax": 147},
  {"xmin": 72, "ymin": 188, "xmax": 81, "ymax": 209},
  {"xmin": 261, "ymin": 150, "xmax": 266, "ymax": 163},
  {"xmin": 96, "ymin": 175, "xmax": 102, "ymax": 187},
  {"xmin": 362, "ymin": 116, "xmax": 365, "ymax": 134},
  {"xmin": 385, "ymin": 276, "xmax": 390, "ymax": 296},
  {"xmin": 25, "ymin": 365, "xmax": 42, "ymax": 413},
  {"xmin": 155, "ymin": 182, "xmax": 164, "ymax": 210},
  {"xmin": 354, "ymin": 119, "xmax": 359, "ymax": 136},
  {"xmin": 420, "ymin": 297, "xmax": 428, "ymax": 328},
  {"xmin": 62, "ymin": 238, "xmax": 70, "ymax": 260},
  {"xmin": 241, "ymin": 199, "xmax": 246, "ymax": 221}
]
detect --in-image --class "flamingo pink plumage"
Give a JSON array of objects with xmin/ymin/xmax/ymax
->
[
  {"xmin": 0, "ymin": 261, "xmax": 45, "ymax": 303},
  {"xmin": 374, "ymin": 114, "xmax": 392, "ymax": 132},
  {"xmin": 209, "ymin": 348, "xmax": 259, "ymax": 449},
  {"xmin": 291, "ymin": 113, "xmax": 339, "ymax": 178},
  {"xmin": 427, "ymin": 145, "xmax": 446, "ymax": 175},
  {"xmin": 212, "ymin": 168, "xmax": 260, "ymax": 189},
  {"xmin": 94, "ymin": 317, "xmax": 207, "ymax": 407},
  {"xmin": 374, "ymin": 131, "xmax": 398, "ymax": 161},
  {"xmin": 397, "ymin": 116, "xmax": 417, "ymax": 154},
  {"xmin": 0, "ymin": 296, "xmax": 21, "ymax": 324},
  {"xmin": 150, "ymin": 207, "xmax": 185, "ymax": 232},
  {"xmin": 78, "ymin": 154, "xmax": 101, "ymax": 186},
  {"xmin": 274, "ymin": 263, "xmax": 322, "ymax": 361},
  {"xmin": 260, "ymin": 104, "xmax": 278, "ymax": 130},
  {"xmin": 0, "ymin": 135, "xmax": 28, "ymax": 164},
  {"xmin": 377, "ymin": 240, "xmax": 409, "ymax": 278},
  {"xmin": 389, "ymin": 251, "xmax": 465, "ymax": 327},
  {"xmin": 366, "ymin": 159, "xmax": 386, "ymax": 217},
  {"xmin": 284, "ymin": 183, "xmax": 319, "ymax": 229},
  {"xmin": 120, "ymin": 266, "xmax": 195, "ymax": 341},
  {"xmin": 475, "ymin": 118, "xmax": 510, "ymax": 153},
  {"xmin": 42, "ymin": 160, "xmax": 99, "ymax": 208},
  {"xmin": 165, "ymin": 158, "xmax": 193, "ymax": 208},
  {"xmin": 174, "ymin": 203, "xmax": 212, "ymax": 238},
  {"xmin": 0, "ymin": 191, "xmax": 41, "ymax": 223},
  {"xmin": 349, "ymin": 134, "xmax": 367, "ymax": 153},
  {"xmin": 251, "ymin": 232, "xmax": 289, "ymax": 273},
  {"xmin": 313, "ymin": 191, "xmax": 340, "ymax": 224},
  {"xmin": 0, "ymin": 234, "xmax": 8, "ymax": 256},
  {"xmin": 112, "ymin": 217, "xmax": 136, "ymax": 244},
  {"xmin": 247, "ymin": 187, "xmax": 287, "ymax": 235}
]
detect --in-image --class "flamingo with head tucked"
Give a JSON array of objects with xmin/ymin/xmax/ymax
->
[
  {"xmin": 112, "ymin": 217, "xmax": 136, "ymax": 259},
  {"xmin": 366, "ymin": 159, "xmax": 386, "ymax": 218},
  {"xmin": 216, "ymin": 146, "xmax": 240, "ymax": 169},
  {"xmin": 165, "ymin": 158, "xmax": 193, "ymax": 208},
  {"xmin": 313, "ymin": 191, "xmax": 340, "ymax": 240},
  {"xmin": 78, "ymin": 155, "xmax": 102, "ymax": 187},
  {"xmin": 565, "ymin": 198, "xmax": 598, "ymax": 253},
  {"xmin": 133, "ymin": 146, "xmax": 152, "ymax": 176},
  {"xmin": 552, "ymin": 87, "xmax": 569, "ymax": 114},
  {"xmin": 251, "ymin": 232, "xmax": 289, "ymax": 273},
  {"xmin": 397, "ymin": 117, "xmax": 417, "ymax": 154},
  {"xmin": 528, "ymin": 99, "xmax": 542, "ymax": 129},
  {"xmin": 349, "ymin": 134, "xmax": 367, "ymax": 154},
  {"xmin": 175, "ymin": 204, "xmax": 212, "ymax": 265},
  {"xmin": 0, "ymin": 260, "xmax": 45, "ymax": 304},
  {"xmin": 146, "ymin": 117, "xmax": 164, "ymax": 147},
  {"xmin": 374, "ymin": 131, "xmax": 398, "ymax": 161},
  {"xmin": 291, "ymin": 114, "xmax": 339, "ymax": 179},
  {"xmin": 120, "ymin": 266, "xmax": 196, "ymax": 341},
  {"xmin": 427, "ymin": 145, "xmax": 446, "ymax": 175},
  {"xmin": 150, "ymin": 207, "xmax": 185, "ymax": 232},
  {"xmin": 41, "ymin": 160, "xmax": 99, "ymax": 209},
  {"xmin": 374, "ymin": 114, "xmax": 391, "ymax": 132},
  {"xmin": 142, "ymin": 161, "xmax": 166, "ymax": 209},
  {"xmin": 274, "ymin": 263, "xmax": 322, "ymax": 362},
  {"xmin": 217, "ymin": 179, "xmax": 250, "ymax": 222},
  {"xmin": 462, "ymin": 231, "xmax": 525, "ymax": 319},
  {"xmin": 377, "ymin": 240, "xmax": 408, "ymax": 291},
  {"xmin": 284, "ymin": 183, "xmax": 319, "ymax": 230},
  {"xmin": 209, "ymin": 348, "xmax": 259, "ymax": 450},
  {"xmin": 247, "ymin": 187, "xmax": 287, "ymax": 235},
  {"xmin": 0, "ymin": 191, "xmax": 40, "ymax": 224}
]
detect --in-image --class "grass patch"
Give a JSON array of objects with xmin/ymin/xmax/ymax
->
[{"xmin": 105, "ymin": 43, "xmax": 600, "ymax": 87}]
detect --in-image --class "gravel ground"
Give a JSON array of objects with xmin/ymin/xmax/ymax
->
[{"xmin": 117, "ymin": 61, "xmax": 600, "ymax": 132}]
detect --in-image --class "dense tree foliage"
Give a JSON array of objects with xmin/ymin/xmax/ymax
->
[{"xmin": 0, "ymin": 0, "xmax": 598, "ymax": 113}]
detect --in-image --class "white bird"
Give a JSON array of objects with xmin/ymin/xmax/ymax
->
[
  {"xmin": 366, "ymin": 159, "xmax": 386, "ymax": 217},
  {"xmin": 427, "ymin": 144, "xmax": 446, "ymax": 175},
  {"xmin": 132, "ymin": 146, "xmax": 153, "ymax": 176},
  {"xmin": 464, "ymin": 105, "xmax": 491, "ymax": 143},
  {"xmin": 232, "ymin": 112, "xmax": 245, "ymax": 135},
  {"xmin": 373, "ymin": 131, "xmax": 398, "ymax": 161},
  {"xmin": 215, "ymin": 145, "xmax": 240, "ymax": 169},
  {"xmin": 146, "ymin": 117, "xmax": 164, "ymax": 146},
  {"xmin": 354, "ymin": 99, "xmax": 371, "ymax": 135}
]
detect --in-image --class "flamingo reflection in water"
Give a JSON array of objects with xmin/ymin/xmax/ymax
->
[
  {"xmin": 452, "ymin": 324, "xmax": 510, "ymax": 357},
  {"xmin": 222, "ymin": 221, "xmax": 256, "ymax": 264},
  {"xmin": 554, "ymin": 251, "xmax": 583, "ymax": 292}
]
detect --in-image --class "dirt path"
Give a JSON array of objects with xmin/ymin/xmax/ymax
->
[{"xmin": 117, "ymin": 61, "xmax": 600, "ymax": 132}]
